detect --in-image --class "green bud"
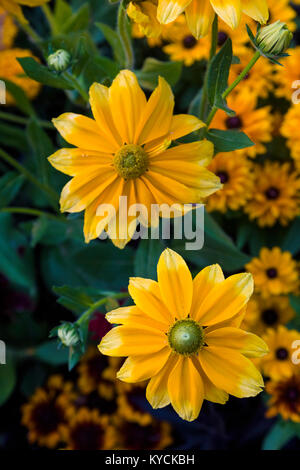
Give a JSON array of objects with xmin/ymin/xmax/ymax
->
[
  {"xmin": 256, "ymin": 21, "xmax": 293, "ymax": 56},
  {"xmin": 58, "ymin": 322, "xmax": 80, "ymax": 347},
  {"xmin": 47, "ymin": 49, "xmax": 71, "ymax": 72}
]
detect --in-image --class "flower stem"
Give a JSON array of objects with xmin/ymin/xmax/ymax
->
[
  {"xmin": 0, "ymin": 111, "xmax": 53, "ymax": 129},
  {"xmin": 76, "ymin": 292, "xmax": 130, "ymax": 327},
  {"xmin": 117, "ymin": 3, "xmax": 134, "ymax": 69},
  {"xmin": 0, "ymin": 148, "xmax": 59, "ymax": 211},
  {"xmin": 205, "ymin": 50, "xmax": 261, "ymax": 129},
  {"xmin": 63, "ymin": 71, "xmax": 89, "ymax": 103},
  {"xmin": 42, "ymin": 4, "xmax": 59, "ymax": 36},
  {"xmin": 0, "ymin": 207, "xmax": 66, "ymax": 222}
]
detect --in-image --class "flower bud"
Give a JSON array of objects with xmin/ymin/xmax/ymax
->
[
  {"xmin": 58, "ymin": 322, "xmax": 80, "ymax": 347},
  {"xmin": 47, "ymin": 49, "xmax": 71, "ymax": 72},
  {"xmin": 256, "ymin": 21, "xmax": 293, "ymax": 56}
]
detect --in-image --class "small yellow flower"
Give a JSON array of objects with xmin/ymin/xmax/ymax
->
[
  {"xmin": 49, "ymin": 70, "xmax": 221, "ymax": 248},
  {"xmin": 281, "ymin": 104, "xmax": 300, "ymax": 169},
  {"xmin": 210, "ymin": 88, "xmax": 273, "ymax": 158},
  {"xmin": 246, "ymin": 247, "xmax": 299, "ymax": 298},
  {"xmin": 242, "ymin": 295, "xmax": 295, "ymax": 336},
  {"xmin": 244, "ymin": 162, "xmax": 300, "ymax": 227},
  {"xmin": 99, "ymin": 248, "xmax": 267, "ymax": 422},
  {"xmin": 0, "ymin": 48, "xmax": 41, "ymax": 105},
  {"xmin": 116, "ymin": 381, "xmax": 153, "ymax": 426},
  {"xmin": 274, "ymin": 46, "xmax": 300, "ymax": 101},
  {"xmin": 0, "ymin": 7, "xmax": 18, "ymax": 50},
  {"xmin": 266, "ymin": 374, "xmax": 300, "ymax": 423},
  {"xmin": 260, "ymin": 326, "xmax": 300, "ymax": 380},
  {"xmin": 127, "ymin": 1, "xmax": 162, "ymax": 38},
  {"xmin": 206, "ymin": 151, "xmax": 254, "ymax": 213},
  {"xmin": 0, "ymin": 0, "xmax": 50, "ymax": 23}
]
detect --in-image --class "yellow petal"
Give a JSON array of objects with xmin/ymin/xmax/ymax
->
[
  {"xmin": 192, "ymin": 356, "xmax": 228, "ymax": 404},
  {"xmin": 106, "ymin": 305, "xmax": 169, "ymax": 331},
  {"xmin": 157, "ymin": 0, "xmax": 192, "ymax": 24},
  {"xmin": 199, "ymin": 346, "xmax": 264, "ymax": 398},
  {"xmin": 205, "ymin": 327, "xmax": 269, "ymax": 358},
  {"xmin": 210, "ymin": 0, "xmax": 241, "ymax": 29},
  {"xmin": 146, "ymin": 354, "xmax": 179, "ymax": 408},
  {"xmin": 185, "ymin": 0, "xmax": 215, "ymax": 39},
  {"xmin": 135, "ymin": 77, "xmax": 174, "ymax": 145},
  {"xmin": 98, "ymin": 324, "xmax": 167, "ymax": 357},
  {"xmin": 129, "ymin": 277, "xmax": 174, "ymax": 325},
  {"xmin": 150, "ymin": 141, "xmax": 213, "ymax": 167},
  {"xmin": 48, "ymin": 148, "xmax": 112, "ymax": 176},
  {"xmin": 190, "ymin": 264, "xmax": 224, "ymax": 321},
  {"xmin": 1, "ymin": 0, "xmax": 26, "ymax": 21},
  {"xmin": 169, "ymin": 114, "xmax": 205, "ymax": 139},
  {"xmin": 52, "ymin": 113, "xmax": 117, "ymax": 153},
  {"xmin": 242, "ymin": 0, "xmax": 269, "ymax": 24},
  {"xmin": 168, "ymin": 356, "xmax": 204, "ymax": 421},
  {"xmin": 157, "ymin": 248, "xmax": 193, "ymax": 319},
  {"xmin": 109, "ymin": 70, "xmax": 146, "ymax": 144},
  {"xmin": 196, "ymin": 273, "xmax": 254, "ymax": 326},
  {"xmin": 117, "ymin": 347, "xmax": 171, "ymax": 383}
]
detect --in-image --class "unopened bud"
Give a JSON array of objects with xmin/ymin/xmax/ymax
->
[
  {"xmin": 58, "ymin": 322, "xmax": 80, "ymax": 347},
  {"xmin": 47, "ymin": 49, "xmax": 71, "ymax": 72},
  {"xmin": 257, "ymin": 21, "xmax": 293, "ymax": 56}
]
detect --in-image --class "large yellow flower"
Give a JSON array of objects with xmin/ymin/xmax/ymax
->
[
  {"xmin": 99, "ymin": 248, "xmax": 268, "ymax": 422},
  {"xmin": 246, "ymin": 247, "xmax": 299, "ymax": 298},
  {"xmin": 156, "ymin": 0, "xmax": 269, "ymax": 38},
  {"xmin": 49, "ymin": 70, "xmax": 221, "ymax": 248},
  {"xmin": 0, "ymin": 0, "xmax": 49, "ymax": 22}
]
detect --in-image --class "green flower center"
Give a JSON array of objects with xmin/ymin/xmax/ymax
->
[
  {"xmin": 168, "ymin": 319, "xmax": 204, "ymax": 355},
  {"xmin": 114, "ymin": 144, "xmax": 149, "ymax": 180}
]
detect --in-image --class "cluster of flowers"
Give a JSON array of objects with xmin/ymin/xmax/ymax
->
[{"xmin": 21, "ymin": 347, "xmax": 173, "ymax": 450}]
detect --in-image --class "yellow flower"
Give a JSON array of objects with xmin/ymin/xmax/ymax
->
[
  {"xmin": 156, "ymin": 0, "xmax": 269, "ymax": 39},
  {"xmin": 260, "ymin": 326, "xmax": 300, "ymax": 380},
  {"xmin": 274, "ymin": 46, "xmax": 300, "ymax": 101},
  {"xmin": 244, "ymin": 162, "xmax": 300, "ymax": 227},
  {"xmin": 0, "ymin": 7, "xmax": 18, "ymax": 50},
  {"xmin": 281, "ymin": 105, "xmax": 300, "ymax": 169},
  {"xmin": 61, "ymin": 408, "xmax": 116, "ymax": 450},
  {"xmin": 0, "ymin": 0, "xmax": 50, "ymax": 22},
  {"xmin": 116, "ymin": 381, "xmax": 153, "ymax": 426},
  {"xmin": 206, "ymin": 151, "xmax": 254, "ymax": 213},
  {"xmin": 49, "ymin": 70, "xmax": 220, "ymax": 248},
  {"xmin": 163, "ymin": 30, "xmax": 210, "ymax": 66},
  {"xmin": 99, "ymin": 248, "xmax": 267, "ymax": 422},
  {"xmin": 21, "ymin": 375, "xmax": 76, "ymax": 449},
  {"xmin": 242, "ymin": 295, "xmax": 295, "ymax": 336},
  {"xmin": 0, "ymin": 48, "xmax": 41, "ymax": 105},
  {"xmin": 210, "ymin": 88, "xmax": 273, "ymax": 158},
  {"xmin": 127, "ymin": 1, "xmax": 162, "ymax": 38},
  {"xmin": 246, "ymin": 247, "xmax": 299, "ymax": 298},
  {"xmin": 266, "ymin": 374, "xmax": 300, "ymax": 423}
]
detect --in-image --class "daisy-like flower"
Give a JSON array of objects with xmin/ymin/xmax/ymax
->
[
  {"xmin": 99, "ymin": 248, "xmax": 267, "ymax": 422},
  {"xmin": 156, "ymin": 0, "xmax": 269, "ymax": 39},
  {"xmin": 242, "ymin": 295, "xmax": 295, "ymax": 336},
  {"xmin": 0, "ymin": 48, "xmax": 41, "ymax": 105},
  {"xmin": 205, "ymin": 151, "xmax": 254, "ymax": 213},
  {"xmin": 260, "ymin": 326, "xmax": 300, "ymax": 380},
  {"xmin": 246, "ymin": 247, "xmax": 299, "ymax": 298},
  {"xmin": 114, "ymin": 415, "xmax": 172, "ymax": 450},
  {"xmin": 21, "ymin": 375, "xmax": 76, "ymax": 448},
  {"xmin": 0, "ymin": 7, "xmax": 18, "ymax": 50},
  {"xmin": 210, "ymin": 88, "xmax": 273, "ymax": 158},
  {"xmin": 244, "ymin": 162, "xmax": 300, "ymax": 227},
  {"xmin": 62, "ymin": 408, "xmax": 115, "ymax": 450},
  {"xmin": 274, "ymin": 46, "xmax": 300, "ymax": 101},
  {"xmin": 266, "ymin": 374, "xmax": 300, "ymax": 423},
  {"xmin": 49, "ymin": 70, "xmax": 220, "ymax": 248},
  {"xmin": 281, "ymin": 105, "xmax": 300, "ymax": 169},
  {"xmin": 0, "ymin": 0, "xmax": 49, "ymax": 22}
]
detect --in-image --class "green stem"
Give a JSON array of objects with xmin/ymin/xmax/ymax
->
[
  {"xmin": 19, "ymin": 22, "xmax": 42, "ymax": 44},
  {"xmin": 199, "ymin": 15, "xmax": 219, "ymax": 123},
  {"xmin": 117, "ymin": 3, "xmax": 134, "ymax": 69},
  {"xmin": 42, "ymin": 4, "xmax": 59, "ymax": 36},
  {"xmin": 76, "ymin": 292, "xmax": 130, "ymax": 327},
  {"xmin": 0, "ymin": 148, "xmax": 59, "ymax": 211},
  {"xmin": 205, "ymin": 50, "xmax": 261, "ymax": 129},
  {"xmin": 0, "ymin": 111, "xmax": 53, "ymax": 129},
  {"xmin": 63, "ymin": 71, "xmax": 89, "ymax": 103},
  {"xmin": 0, "ymin": 207, "xmax": 66, "ymax": 222}
]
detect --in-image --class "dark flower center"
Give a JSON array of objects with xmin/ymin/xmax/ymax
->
[
  {"xmin": 265, "ymin": 187, "xmax": 280, "ymax": 200},
  {"xmin": 276, "ymin": 347, "xmax": 289, "ymax": 361},
  {"xmin": 218, "ymin": 31, "xmax": 228, "ymax": 46},
  {"xmin": 71, "ymin": 422, "xmax": 104, "ymax": 450},
  {"xmin": 182, "ymin": 35, "xmax": 197, "ymax": 49},
  {"xmin": 285, "ymin": 386, "xmax": 299, "ymax": 403},
  {"xmin": 266, "ymin": 268, "xmax": 278, "ymax": 279},
  {"xmin": 31, "ymin": 402, "xmax": 64, "ymax": 435},
  {"xmin": 262, "ymin": 308, "xmax": 278, "ymax": 326},
  {"xmin": 226, "ymin": 116, "xmax": 242, "ymax": 129},
  {"xmin": 119, "ymin": 421, "xmax": 163, "ymax": 450},
  {"xmin": 216, "ymin": 171, "xmax": 229, "ymax": 184}
]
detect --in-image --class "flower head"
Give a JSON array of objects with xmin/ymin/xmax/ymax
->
[
  {"xmin": 0, "ymin": 0, "xmax": 50, "ymax": 23},
  {"xmin": 246, "ymin": 247, "xmax": 299, "ymax": 298},
  {"xmin": 47, "ymin": 49, "xmax": 71, "ymax": 72},
  {"xmin": 99, "ymin": 248, "xmax": 267, "ymax": 422},
  {"xmin": 256, "ymin": 20, "xmax": 292, "ymax": 56},
  {"xmin": 49, "ymin": 70, "xmax": 220, "ymax": 248},
  {"xmin": 266, "ymin": 374, "xmax": 300, "ymax": 423}
]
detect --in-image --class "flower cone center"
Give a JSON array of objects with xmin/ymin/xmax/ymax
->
[
  {"xmin": 168, "ymin": 319, "xmax": 204, "ymax": 355},
  {"xmin": 114, "ymin": 144, "xmax": 149, "ymax": 180}
]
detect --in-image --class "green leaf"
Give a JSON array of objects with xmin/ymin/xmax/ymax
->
[
  {"xmin": 53, "ymin": 285, "xmax": 104, "ymax": 315},
  {"xmin": 134, "ymin": 239, "xmax": 164, "ymax": 280},
  {"xmin": 96, "ymin": 22, "xmax": 126, "ymax": 67},
  {"xmin": 281, "ymin": 217, "xmax": 300, "ymax": 255},
  {"xmin": 18, "ymin": 57, "xmax": 73, "ymax": 90},
  {"xmin": 0, "ymin": 358, "xmax": 16, "ymax": 407},
  {"xmin": 35, "ymin": 340, "xmax": 69, "ymax": 365},
  {"xmin": 0, "ymin": 79, "xmax": 36, "ymax": 116},
  {"xmin": 27, "ymin": 119, "xmax": 54, "ymax": 187},
  {"xmin": 30, "ymin": 217, "xmax": 68, "ymax": 247},
  {"xmin": 262, "ymin": 420, "xmax": 297, "ymax": 450},
  {"xmin": 136, "ymin": 58, "xmax": 182, "ymax": 90},
  {"xmin": 207, "ymin": 129, "xmax": 254, "ymax": 153},
  {"xmin": 0, "ymin": 171, "xmax": 25, "ymax": 207},
  {"xmin": 61, "ymin": 3, "xmax": 90, "ymax": 33},
  {"xmin": 0, "ymin": 121, "xmax": 29, "ymax": 150},
  {"xmin": 207, "ymin": 39, "xmax": 234, "ymax": 114}
]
